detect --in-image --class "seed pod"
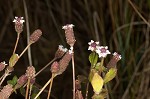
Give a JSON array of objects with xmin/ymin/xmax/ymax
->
[
  {"xmin": 62, "ymin": 24, "xmax": 76, "ymax": 47},
  {"xmin": 29, "ymin": 29, "xmax": 42, "ymax": 43}
]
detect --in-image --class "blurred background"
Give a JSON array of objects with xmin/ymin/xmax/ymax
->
[{"xmin": 0, "ymin": 0, "xmax": 150, "ymax": 99}]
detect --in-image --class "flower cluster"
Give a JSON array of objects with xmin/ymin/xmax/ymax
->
[{"xmin": 88, "ymin": 40, "xmax": 111, "ymax": 58}]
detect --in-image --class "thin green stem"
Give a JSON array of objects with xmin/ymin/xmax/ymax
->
[
  {"xmin": 34, "ymin": 78, "xmax": 52, "ymax": 99},
  {"xmin": 13, "ymin": 33, "xmax": 20, "ymax": 54},
  {"xmin": 35, "ymin": 58, "xmax": 56, "ymax": 77},
  {"xmin": 19, "ymin": 43, "xmax": 32, "ymax": 58}
]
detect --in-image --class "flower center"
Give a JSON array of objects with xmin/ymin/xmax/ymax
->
[
  {"xmin": 91, "ymin": 42, "xmax": 97, "ymax": 48},
  {"xmin": 100, "ymin": 48, "xmax": 106, "ymax": 53}
]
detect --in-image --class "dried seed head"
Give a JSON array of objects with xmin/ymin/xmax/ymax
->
[
  {"xmin": 13, "ymin": 17, "xmax": 25, "ymax": 34},
  {"xmin": 62, "ymin": 24, "xmax": 76, "ymax": 47},
  {"xmin": 106, "ymin": 52, "xmax": 121, "ymax": 68},
  {"xmin": 55, "ymin": 45, "xmax": 68, "ymax": 59},
  {"xmin": 0, "ymin": 84, "xmax": 13, "ymax": 99},
  {"xmin": 26, "ymin": 66, "xmax": 36, "ymax": 79},
  {"xmin": 57, "ymin": 50, "xmax": 72, "ymax": 75},
  {"xmin": 0, "ymin": 61, "xmax": 7, "ymax": 71},
  {"xmin": 17, "ymin": 75, "xmax": 28, "ymax": 86},
  {"xmin": 75, "ymin": 90, "xmax": 83, "ymax": 99},
  {"xmin": 50, "ymin": 61, "xmax": 60, "ymax": 74},
  {"xmin": 29, "ymin": 29, "xmax": 42, "ymax": 43}
]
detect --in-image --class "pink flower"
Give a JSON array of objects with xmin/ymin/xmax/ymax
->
[
  {"xmin": 96, "ymin": 46, "xmax": 111, "ymax": 58},
  {"xmin": 88, "ymin": 40, "xmax": 99, "ymax": 51}
]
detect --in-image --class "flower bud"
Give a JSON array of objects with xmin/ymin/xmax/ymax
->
[
  {"xmin": 55, "ymin": 45, "xmax": 67, "ymax": 59},
  {"xmin": 29, "ymin": 29, "xmax": 42, "ymax": 43},
  {"xmin": 26, "ymin": 66, "xmax": 36, "ymax": 79},
  {"xmin": 0, "ymin": 61, "xmax": 7, "ymax": 71},
  {"xmin": 13, "ymin": 17, "xmax": 25, "ymax": 34},
  {"xmin": 0, "ymin": 84, "xmax": 13, "ymax": 99},
  {"xmin": 50, "ymin": 61, "xmax": 60, "ymax": 74}
]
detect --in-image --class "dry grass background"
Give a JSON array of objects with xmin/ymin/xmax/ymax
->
[{"xmin": 0, "ymin": 0, "xmax": 150, "ymax": 99}]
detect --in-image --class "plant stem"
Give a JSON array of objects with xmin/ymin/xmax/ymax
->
[
  {"xmin": 26, "ymin": 78, "xmax": 30, "ymax": 99},
  {"xmin": 71, "ymin": 48, "xmax": 76, "ymax": 99},
  {"xmin": 29, "ymin": 84, "xmax": 33, "ymax": 99},
  {"xmin": 35, "ymin": 58, "xmax": 56, "ymax": 77},
  {"xmin": 13, "ymin": 33, "xmax": 20, "ymax": 54},
  {"xmin": 34, "ymin": 78, "xmax": 52, "ymax": 99},
  {"xmin": 0, "ymin": 69, "xmax": 10, "ymax": 86},
  {"xmin": 85, "ymin": 82, "xmax": 89, "ymax": 99},
  {"xmin": 47, "ymin": 74, "xmax": 55, "ymax": 99},
  {"xmin": 19, "ymin": 43, "xmax": 32, "ymax": 58}
]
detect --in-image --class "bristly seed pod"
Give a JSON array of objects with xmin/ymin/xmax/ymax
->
[
  {"xmin": 13, "ymin": 17, "xmax": 25, "ymax": 34},
  {"xmin": 62, "ymin": 24, "xmax": 76, "ymax": 47},
  {"xmin": 29, "ymin": 29, "xmax": 42, "ymax": 43},
  {"xmin": 26, "ymin": 66, "xmax": 36, "ymax": 79},
  {"xmin": 54, "ymin": 45, "xmax": 68, "ymax": 59},
  {"xmin": 106, "ymin": 52, "xmax": 121, "ymax": 68},
  {"xmin": 57, "ymin": 50, "xmax": 73, "ymax": 75}
]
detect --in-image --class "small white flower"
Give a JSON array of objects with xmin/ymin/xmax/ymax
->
[
  {"xmin": 1, "ymin": 61, "xmax": 7, "ymax": 66},
  {"xmin": 88, "ymin": 40, "xmax": 99, "ymax": 51},
  {"xmin": 62, "ymin": 24, "xmax": 74, "ymax": 29},
  {"xmin": 96, "ymin": 46, "xmax": 111, "ymax": 58},
  {"xmin": 59, "ymin": 45, "xmax": 68, "ymax": 52},
  {"xmin": 13, "ymin": 16, "xmax": 25, "ymax": 24},
  {"xmin": 113, "ymin": 52, "xmax": 121, "ymax": 60}
]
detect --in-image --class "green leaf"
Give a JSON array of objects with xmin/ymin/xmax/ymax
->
[
  {"xmin": 88, "ymin": 69, "xmax": 96, "ymax": 82},
  {"xmin": 9, "ymin": 54, "xmax": 19, "ymax": 67},
  {"xmin": 7, "ymin": 75, "xmax": 18, "ymax": 86},
  {"xmin": 20, "ymin": 87, "xmax": 26, "ymax": 97},
  {"xmin": 91, "ymin": 72, "xmax": 104, "ymax": 94},
  {"xmin": 89, "ymin": 52, "xmax": 98, "ymax": 67},
  {"xmin": 104, "ymin": 68, "xmax": 117, "ymax": 83}
]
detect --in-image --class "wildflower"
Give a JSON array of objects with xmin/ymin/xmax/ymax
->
[
  {"xmin": 96, "ymin": 46, "xmax": 111, "ymax": 58},
  {"xmin": 0, "ymin": 61, "xmax": 7, "ymax": 71},
  {"xmin": 50, "ymin": 61, "xmax": 60, "ymax": 74},
  {"xmin": 88, "ymin": 40, "xmax": 99, "ymax": 51},
  {"xmin": 62, "ymin": 24, "xmax": 76, "ymax": 47},
  {"xmin": 0, "ymin": 84, "xmax": 13, "ymax": 99},
  {"xmin": 13, "ymin": 17, "xmax": 25, "ymax": 33},
  {"xmin": 26, "ymin": 66, "xmax": 36, "ymax": 79},
  {"xmin": 29, "ymin": 29, "xmax": 42, "ymax": 43},
  {"xmin": 55, "ymin": 45, "xmax": 68, "ymax": 59},
  {"xmin": 57, "ymin": 50, "xmax": 73, "ymax": 75},
  {"xmin": 106, "ymin": 52, "xmax": 121, "ymax": 68}
]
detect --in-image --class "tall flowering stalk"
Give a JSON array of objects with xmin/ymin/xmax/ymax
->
[
  {"xmin": 13, "ymin": 17, "xmax": 25, "ymax": 54},
  {"xmin": 87, "ymin": 40, "xmax": 121, "ymax": 99},
  {"xmin": 62, "ymin": 24, "xmax": 76, "ymax": 99}
]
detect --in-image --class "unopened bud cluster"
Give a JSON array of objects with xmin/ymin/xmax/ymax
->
[
  {"xmin": 0, "ymin": 84, "xmax": 13, "ymax": 99},
  {"xmin": 26, "ymin": 66, "xmax": 36, "ymax": 79},
  {"xmin": 55, "ymin": 45, "xmax": 68, "ymax": 59},
  {"xmin": 13, "ymin": 17, "xmax": 25, "ymax": 34},
  {"xmin": 29, "ymin": 29, "xmax": 42, "ymax": 43}
]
